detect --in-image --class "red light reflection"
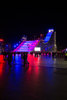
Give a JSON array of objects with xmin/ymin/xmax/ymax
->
[
  {"xmin": 27, "ymin": 54, "xmax": 40, "ymax": 74},
  {"xmin": 0, "ymin": 55, "xmax": 4, "ymax": 63},
  {"xmin": 0, "ymin": 64, "xmax": 4, "ymax": 76},
  {"xmin": 0, "ymin": 55, "xmax": 5, "ymax": 76},
  {"xmin": 25, "ymin": 54, "xmax": 40, "ymax": 82}
]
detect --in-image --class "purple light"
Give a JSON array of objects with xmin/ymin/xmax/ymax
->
[
  {"xmin": 13, "ymin": 41, "xmax": 25, "ymax": 52},
  {"xmin": 47, "ymin": 53, "xmax": 49, "ymax": 56},
  {"xmin": 44, "ymin": 53, "xmax": 46, "ymax": 55},
  {"xmin": 13, "ymin": 40, "xmax": 39, "ymax": 52}
]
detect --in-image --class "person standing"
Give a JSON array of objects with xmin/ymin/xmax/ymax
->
[
  {"xmin": 23, "ymin": 52, "xmax": 29, "ymax": 67},
  {"xmin": 7, "ymin": 52, "xmax": 12, "ymax": 68}
]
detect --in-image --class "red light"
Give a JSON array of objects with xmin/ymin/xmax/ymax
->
[
  {"xmin": 0, "ymin": 39, "xmax": 4, "ymax": 42},
  {"xmin": 0, "ymin": 55, "xmax": 5, "ymax": 76},
  {"xmin": 47, "ymin": 53, "xmax": 49, "ymax": 56},
  {"xmin": 27, "ymin": 54, "xmax": 39, "ymax": 77}
]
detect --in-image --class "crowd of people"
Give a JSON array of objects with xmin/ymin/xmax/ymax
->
[
  {"xmin": 3, "ymin": 52, "xmax": 29, "ymax": 68},
  {"xmin": 2, "ymin": 51, "xmax": 65, "ymax": 68}
]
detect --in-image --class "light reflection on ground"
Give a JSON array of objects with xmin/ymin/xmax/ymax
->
[
  {"xmin": 0, "ymin": 54, "xmax": 67, "ymax": 76},
  {"xmin": 0, "ymin": 54, "xmax": 67, "ymax": 99}
]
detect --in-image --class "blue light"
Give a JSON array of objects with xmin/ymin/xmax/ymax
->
[
  {"xmin": 13, "ymin": 40, "xmax": 39, "ymax": 52},
  {"xmin": 14, "ymin": 45, "xmax": 16, "ymax": 48},
  {"xmin": 6, "ymin": 45, "xmax": 8, "ymax": 47},
  {"xmin": 44, "ymin": 32, "xmax": 53, "ymax": 43},
  {"xmin": 16, "ymin": 44, "xmax": 18, "ymax": 46}
]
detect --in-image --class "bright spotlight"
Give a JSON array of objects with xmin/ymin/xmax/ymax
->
[{"xmin": 48, "ymin": 29, "xmax": 54, "ymax": 33}]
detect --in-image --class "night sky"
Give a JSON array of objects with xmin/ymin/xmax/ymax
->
[{"xmin": 0, "ymin": 7, "xmax": 67, "ymax": 50}]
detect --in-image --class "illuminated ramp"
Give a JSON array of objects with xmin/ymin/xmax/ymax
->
[
  {"xmin": 43, "ymin": 29, "xmax": 55, "ymax": 52},
  {"xmin": 13, "ymin": 40, "xmax": 39, "ymax": 52},
  {"xmin": 44, "ymin": 30, "xmax": 53, "ymax": 43},
  {"xmin": 36, "ymin": 29, "xmax": 54, "ymax": 52}
]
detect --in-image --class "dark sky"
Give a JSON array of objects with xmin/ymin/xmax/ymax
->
[{"xmin": 0, "ymin": 7, "xmax": 67, "ymax": 49}]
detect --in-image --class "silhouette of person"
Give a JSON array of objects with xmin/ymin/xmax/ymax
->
[
  {"xmin": 21, "ymin": 52, "xmax": 23, "ymax": 59},
  {"xmin": 3, "ymin": 52, "xmax": 7, "ymax": 61},
  {"xmin": 23, "ymin": 52, "xmax": 29, "ymax": 67},
  {"xmin": 7, "ymin": 52, "xmax": 12, "ymax": 68},
  {"xmin": 13, "ymin": 52, "xmax": 16, "ymax": 63}
]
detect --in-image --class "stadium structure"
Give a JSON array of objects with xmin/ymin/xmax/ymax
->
[{"xmin": 13, "ymin": 29, "xmax": 57, "ymax": 53}]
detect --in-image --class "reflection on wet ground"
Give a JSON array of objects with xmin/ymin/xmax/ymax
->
[{"xmin": 0, "ymin": 54, "xmax": 67, "ymax": 100}]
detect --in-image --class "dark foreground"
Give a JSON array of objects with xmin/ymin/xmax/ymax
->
[{"xmin": 0, "ymin": 54, "xmax": 67, "ymax": 100}]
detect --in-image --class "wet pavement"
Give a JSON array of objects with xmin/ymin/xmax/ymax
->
[{"xmin": 0, "ymin": 54, "xmax": 67, "ymax": 100}]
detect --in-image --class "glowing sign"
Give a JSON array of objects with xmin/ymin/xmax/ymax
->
[{"xmin": 34, "ymin": 47, "xmax": 41, "ymax": 51}]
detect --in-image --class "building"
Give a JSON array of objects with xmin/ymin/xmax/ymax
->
[
  {"xmin": 35, "ymin": 29, "xmax": 57, "ymax": 52},
  {"xmin": 13, "ymin": 29, "xmax": 57, "ymax": 53}
]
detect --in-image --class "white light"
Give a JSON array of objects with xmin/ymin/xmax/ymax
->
[
  {"xmin": 34, "ymin": 47, "xmax": 41, "ymax": 51},
  {"xmin": 48, "ymin": 29, "xmax": 54, "ymax": 33},
  {"xmin": 66, "ymin": 48, "xmax": 67, "ymax": 51}
]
